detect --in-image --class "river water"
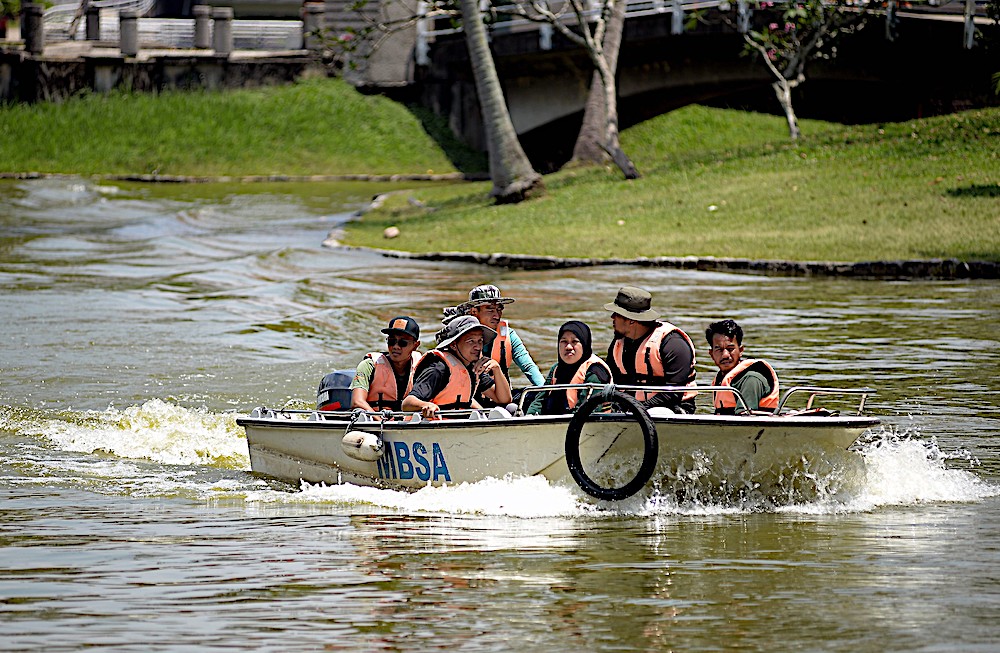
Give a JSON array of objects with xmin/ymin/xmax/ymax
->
[{"xmin": 1, "ymin": 177, "xmax": 998, "ymax": 651}]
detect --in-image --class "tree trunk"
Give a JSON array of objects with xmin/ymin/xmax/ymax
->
[
  {"xmin": 460, "ymin": 0, "xmax": 544, "ymax": 203},
  {"xmin": 570, "ymin": 0, "xmax": 627, "ymax": 167},
  {"xmin": 772, "ymin": 79, "xmax": 801, "ymax": 141},
  {"xmin": 590, "ymin": 3, "xmax": 639, "ymax": 179}
]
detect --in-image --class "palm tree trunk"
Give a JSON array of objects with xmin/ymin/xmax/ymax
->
[{"xmin": 460, "ymin": 0, "xmax": 544, "ymax": 203}]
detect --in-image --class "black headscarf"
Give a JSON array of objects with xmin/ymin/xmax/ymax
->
[
  {"xmin": 553, "ymin": 320, "xmax": 593, "ymax": 384},
  {"xmin": 535, "ymin": 321, "xmax": 593, "ymax": 416}
]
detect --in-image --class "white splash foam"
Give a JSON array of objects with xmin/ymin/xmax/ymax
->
[
  {"xmin": 24, "ymin": 399, "xmax": 249, "ymax": 469},
  {"xmin": 845, "ymin": 429, "xmax": 998, "ymax": 510},
  {"xmin": 246, "ymin": 474, "xmax": 590, "ymax": 518}
]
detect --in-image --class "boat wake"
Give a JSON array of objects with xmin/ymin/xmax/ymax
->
[{"xmin": 2, "ymin": 401, "xmax": 996, "ymax": 516}]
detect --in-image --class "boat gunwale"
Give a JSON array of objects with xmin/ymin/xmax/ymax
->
[{"xmin": 236, "ymin": 411, "xmax": 883, "ymax": 431}]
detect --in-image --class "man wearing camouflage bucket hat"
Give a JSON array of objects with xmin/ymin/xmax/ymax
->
[
  {"xmin": 455, "ymin": 284, "xmax": 545, "ymax": 392},
  {"xmin": 604, "ymin": 286, "xmax": 698, "ymax": 414},
  {"xmin": 403, "ymin": 315, "xmax": 512, "ymax": 419}
]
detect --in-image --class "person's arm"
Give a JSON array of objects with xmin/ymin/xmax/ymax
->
[
  {"xmin": 477, "ymin": 357, "xmax": 512, "ymax": 405},
  {"xmin": 508, "ymin": 328, "xmax": 546, "ymax": 386},
  {"xmin": 576, "ymin": 362, "xmax": 612, "ymax": 407},
  {"xmin": 606, "ymin": 339, "xmax": 623, "ymax": 383},
  {"xmin": 349, "ymin": 358, "xmax": 377, "ymax": 412},
  {"xmin": 641, "ymin": 333, "xmax": 695, "ymax": 410},
  {"xmin": 402, "ymin": 360, "xmax": 448, "ymax": 419},
  {"xmin": 526, "ymin": 364, "xmax": 557, "ymax": 415}
]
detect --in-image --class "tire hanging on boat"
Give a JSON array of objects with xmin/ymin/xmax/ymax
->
[{"xmin": 564, "ymin": 390, "xmax": 658, "ymax": 501}]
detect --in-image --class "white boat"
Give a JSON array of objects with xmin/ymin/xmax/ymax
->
[{"xmin": 237, "ymin": 385, "xmax": 880, "ymax": 502}]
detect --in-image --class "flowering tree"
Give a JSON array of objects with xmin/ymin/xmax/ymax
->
[{"xmin": 715, "ymin": 0, "xmax": 877, "ymax": 140}]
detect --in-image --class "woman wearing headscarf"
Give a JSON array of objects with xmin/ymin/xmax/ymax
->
[{"xmin": 526, "ymin": 321, "xmax": 612, "ymax": 415}]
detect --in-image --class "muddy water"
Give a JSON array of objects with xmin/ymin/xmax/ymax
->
[{"xmin": 1, "ymin": 178, "xmax": 998, "ymax": 651}]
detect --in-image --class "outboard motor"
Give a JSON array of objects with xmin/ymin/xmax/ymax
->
[{"xmin": 317, "ymin": 369, "xmax": 354, "ymax": 411}]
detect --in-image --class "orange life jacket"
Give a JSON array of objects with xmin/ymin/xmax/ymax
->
[
  {"xmin": 365, "ymin": 351, "xmax": 422, "ymax": 411},
  {"xmin": 425, "ymin": 349, "xmax": 477, "ymax": 410},
  {"xmin": 611, "ymin": 321, "xmax": 698, "ymax": 402},
  {"xmin": 488, "ymin": 320, "xmax": 513, "ymax": 378},
  {"xmin": 546, "ymin": 354, "xmax": 613, "ymax": 409},
  {"xmin": 713, "ymin": 358, "xmax": 779, "ymax": 413}
]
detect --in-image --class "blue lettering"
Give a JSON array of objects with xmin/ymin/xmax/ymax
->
[
  {"xmin": 413, "ymin": 442, "xmax": 430, "ymax": 482},
  {"xmin": 394, "ymin": 441, "xmax": 414, "ymax": 479},
  {"xmin": 432, "ymin": 443, "xmax": 451, "ymax": 482},
  {"xmin": 375, "ymin": 441, "xmax": 449, "ymax": 483}
]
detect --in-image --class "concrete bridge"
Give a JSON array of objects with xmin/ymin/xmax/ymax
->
[{"xmin": 339, "ymin": 0, "xmax": 998, "ymax": 169}]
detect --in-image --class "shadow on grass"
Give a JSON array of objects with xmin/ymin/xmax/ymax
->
[
  {"xmin": 406, "ymin": 105, "xmax": 489, "ymax": 175},
  {"xmin": 946, "ymin": 184, "xmax": 1000, "ymax": 198}
]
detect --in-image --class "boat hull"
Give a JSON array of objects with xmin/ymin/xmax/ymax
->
[{"xmin": 237, "ymin": 409, "xmax": 881, "ymax": 500}]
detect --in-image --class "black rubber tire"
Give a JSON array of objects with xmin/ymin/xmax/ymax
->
[{"xmin": 564, "ymin": 390, "xmax": 658, "ymax": 501}]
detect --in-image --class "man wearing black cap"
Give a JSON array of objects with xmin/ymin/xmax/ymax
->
[
  {"xmin": 604, "ymin": 286, "xmax": 698, "ymax": 414},
  {"xmin": 350, "ymin": 316, "xmax": 423, "ymax": 413}
]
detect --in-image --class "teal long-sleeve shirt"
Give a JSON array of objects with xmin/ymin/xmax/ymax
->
[{"xmin": 507, "ymin": 327, "xmax": 546, "ymax": 387}]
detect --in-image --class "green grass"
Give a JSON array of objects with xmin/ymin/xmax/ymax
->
[
  {"xmin": 0, "ymin": 77, "xmax": 484, "ymax": 176},
  {"xmin": 343, "ymin": 106, "xmax": 1000, "ymax": 263},
  {"xmin": 3, "ymin": 79, "xmax": 996, "ymax": 263}
]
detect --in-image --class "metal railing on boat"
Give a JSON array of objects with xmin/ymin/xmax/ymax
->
[{"xmin": 245, "ymin": 383, "xmax": 876, "ymax": 423}]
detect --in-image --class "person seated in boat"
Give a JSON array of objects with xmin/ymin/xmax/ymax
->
[
  {"xmin": 604, "ymin": 286, "xmax": 698, "ymax": 414},
  {"xmin": 349, "ymin": 316, "xmax": 422, "ymax": 414},
  {"xmin": 444, "ymin": 284, "xmax": 546, "ymax": 391},
  {"xmin": 526, "ymin": 320, "xmax": 613, "ymax": 415},
  {"xmin": 705, "ymin": 319, "xmax": 780, "ymax": 414},
  {"xmin": 402, "ymin": 315, "xmax": 513, "ymax": 419}
]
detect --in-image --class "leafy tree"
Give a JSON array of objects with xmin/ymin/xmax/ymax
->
[
  {"xmin": 707, "ymin": 0, "xmax": 877, "ymax": 140},
  {"xmin": 1, "ymin": 0, "xmax": 21, "ymax": 22}
]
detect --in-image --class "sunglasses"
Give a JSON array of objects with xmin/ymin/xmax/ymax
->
[{"xmin": 387, "ymin": 336, "xmax": 415, "ymax": 348}]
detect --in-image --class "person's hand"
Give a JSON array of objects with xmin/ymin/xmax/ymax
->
[
  {"xmin": 473, "ymin": 356, "xmax": 500, "ymax": 377},
  {"xmin": 419, "ymin": 402, "xmax": 441, "ymax": 419}
]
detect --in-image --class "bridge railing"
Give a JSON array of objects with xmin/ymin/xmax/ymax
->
[
  {"xmin": 415, "ymin": 0, "xmax": 994, "ymax": 63},
  {"xmin": 41, "ymin": 0, "xmax": 303, "ymax": 49}
]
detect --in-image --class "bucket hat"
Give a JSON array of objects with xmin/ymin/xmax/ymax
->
[
  {"xmin": 603, "ymin": 286, "xmax": 661, "ymax": 321},
  {"xmin": 381, "ymin": 316, "xmax": 420, "ymax": 340},
  {"xmin": 436, "ymin": 315, "xmax": 496, "ymax": 349},
  {"xmin": 462, "ymin": 284, "xmax": 515, "ymax": 310}
]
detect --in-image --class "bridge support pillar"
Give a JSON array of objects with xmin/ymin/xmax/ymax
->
[
  {"xmin": 23, "ymin": 3, "xmax": 45, "ymax": 55},
  {"xmin": 671, "ymin": 0, "xmax": 684, "ymax": 35},
  {"xmin": 120, "ymin": 10, "xmax": 139, "ymax": 57},
  {"xmin": 194, "ymin": 4, "xmax": 212, "ymax": 49},
  {"xmin": 303, "ymin": 2, "xmax": 325, "ymax": 51},
  {"xmin": 884, "ymin": 0, "xmax": 896, "ymax": 41},
  {"xmin": 737, "ymin": 0, "xmax": 750, "ymax": 33},
  {"xmin": 963, "ymin": 0, "xmax": 975, "ymax": 49},
  {"xmin": 212, "ymin": 6, "xmax": 234, "ymax": 57}
]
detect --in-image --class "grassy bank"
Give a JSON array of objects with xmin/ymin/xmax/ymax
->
[
  {"xmin": 3, "ymin": 78, "xmax": 997, "ymax": 263},
  {"xmin": 345, "ymin": 106, "xmax": 1000, "ymax": 263},
  {"xmin": 0, "ymin": 78, "xmax": 485, "ymax": 176}
]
